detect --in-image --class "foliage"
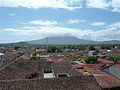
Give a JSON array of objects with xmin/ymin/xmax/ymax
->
[
  {"xmin": 14, "ymin": 46, "xmax": 21, "ymax": 50},
  {"xmin": 30, "ymin": 56, "xmax": 40, "ymax": 60},
  {"xmin": 85, "ymin": 56, "xmax": 98, "ymax": 64},
  {"xmin": 106, "ymin": 55, "xmax": 120, "ymax": 61},
  {"xmin": 89, "ymin": 46, "xmax": 96, "ymax": 50},
  {"xmin": 71, "ymin": 62, "xmax": 78, "ymax": 64},
  {"xmin": 47, "ymin": 46, "xmax": 62, "ymax": 53},
  {"xmin": 32, "ymin": 52, "xmax": 37, "ymax": 56},
  {"xmin": 69, "ymin": 55, "xmax": 85, "ymax": 59}
]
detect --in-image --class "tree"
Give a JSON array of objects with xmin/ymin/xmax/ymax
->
[
  {"xmin": 89, "ymin": 46, "xmax": 96, "ymax": 50},
  {"xmin": 107, "ymin": 55, "xmax": 120, "ymax": 62},
  {"xmin": 85, "ymin": 56, "xmax": 98, "ymax": 64},
  {"xmin": 47, "ymin": 46, "xmax": 62, "ymax": 53},
  {"xmin": 14, "ymin": 46, "xmax": 21, "ymax": 50}
]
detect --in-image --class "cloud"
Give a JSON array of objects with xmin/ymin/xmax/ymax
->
[
  {"xmin": 28, "ymin": 20, "xmax": 58, "ymax": 26},
  {"xmin": 68, "ymin": 19, "xmax": 86, "ymax": 24},
  {"xmin": 86, "ymin": 0, "xmax": 120, "ymax": 12},
  {"xmin": 0, "ymin": 0, "xmax": 82, "ymax": 10},
  {"xmin": 9, "ymin": 13, "xmax": 15, "ymax": 16},
  {"xmin": 108, "ymin": 22, "xmax": 120, "ymax": 28},
  {"xmin": 91, "ymin": 22, "xmax": 106, "ymax": 26},
  {"xmin": 111, "ymin": 0, "xmax": 120, "ymax": 12},
  {"xmin": 0, "ymin": 0, "xmax": 120, "ymax": 12},
  {"xmin": 3, "ymin": 21, "xmax": 120, "ymax": 42},
  {"xmin": 86, "ymin": 0, "xmax": 110, "ymax": 10}
]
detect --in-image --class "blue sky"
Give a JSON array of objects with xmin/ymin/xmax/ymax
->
[{"xmin": 0, "ymin": 0, "xmax": 120, "ymax": 43}]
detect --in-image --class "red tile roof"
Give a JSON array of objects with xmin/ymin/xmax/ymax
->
[
  {"xmin": 97, "ymin": 59, "xmax": 114, "ymax": 64},
  {"xmin": 114, "ymin": 64, "xmax": 120, "ymax": 70},
  {"xmin": 47, "ymin": 59, "xmax": 65, "ymax": 63},
  {"xmin": 68, "ymin": 53, "xmax": 76, "ymax": 55}
]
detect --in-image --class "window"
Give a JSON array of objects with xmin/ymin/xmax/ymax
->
[
  {"xmin": 57, "ymin": 73, "xmax": 69, "ymax": 78},
  {"xmin": 44, "ymin": 68, "xmax": 52, "ymax": 73}
]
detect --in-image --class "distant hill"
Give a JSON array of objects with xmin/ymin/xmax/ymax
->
[{"xmin": 25, "ymin": 36, "xmax": 120, "ymax": 45}]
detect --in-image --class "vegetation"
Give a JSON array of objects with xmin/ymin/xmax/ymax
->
[
  {"xmin": 68, "ymin": 55, "xmax": 85, "ymax": 59},
  {"xmin": 47, "ymin": 46, "xmax": 62, "ymax": 53},
  {"xmin": 107, "ymin": 55, "xmax": 120, "ymax": 62},
  {"xmin": 85, "ymin": 56, "xmax": 98, "ymax": 64},
  {"xmin": 71, "ymin": 62, "xmax": 78, "ymax": 64},
  {"xmin": 89, "ymin": 46, "xmax": 96, "ymax": 50},
  {"xmin": 30, "ymin": 56, "xmax": 40, "ymax": 60},
  {"xmin": 14, "ymin": 45, "xmax": 22, "ymax": 50}
]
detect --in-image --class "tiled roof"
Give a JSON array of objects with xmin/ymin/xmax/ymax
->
[
  {"xmin": 0, "ymin": 76, "xmax": 101, "ymax": 90},
  {"xmin": 88, "ymin": 69, "xmax": 120, "ymax": 89},
  {"xmin": 114, "ymin": 64, "xmax": 120, "ymax": 70},
  {"xmin": 97, "ymin": 59, "xmax": 114, "ymax": 64}
]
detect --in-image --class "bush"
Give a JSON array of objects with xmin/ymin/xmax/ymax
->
[{"xmin": 71, "ymin": 62, "xmax": 78, "ymax": 64}]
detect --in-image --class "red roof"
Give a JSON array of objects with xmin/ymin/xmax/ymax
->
[
  {"xmin": 114, "ymin": 64, "xmax": 120, "ymax": 70},
  {"xmin": 97, "ymin": 59, "xmax": 114, "ymax": 64},
  {"xmin": 47, "ymin": 59, "xmax": 65, "ymax": 63},
  {"xmin": 68, "ymin": 53, "xmax": 76, "ymax": 55}
]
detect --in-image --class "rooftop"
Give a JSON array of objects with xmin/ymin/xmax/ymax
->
[
  {"xmin": 87, "ymin": 69, "xmax": 120, "ymax": 89},
  {"xmin": 0, "ymin": 76, "xmax": 101, "ymax": 90},
  {"xmin": 114, "ymin": 64, "xmax": 120, "ymax": 70},
  {"xmin": 97, "ymin": 58, "xmax": 114, "ymax": 64}
]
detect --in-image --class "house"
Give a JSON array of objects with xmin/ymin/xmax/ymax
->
[
  {"xmin": 67, "ymin": 52, "xmax": 76, "ymax": 56},
  {"xmin": 0, "ymin": 53, "xmax": 4, "ymax": 60},
  {"xmin": 0, "ymin": 53, "xmax": 9, "ymax": 68},
  {"xmin": 111, "ymin": 49, "xmax": 120, "ymax": 56},
  {"xmin": 0, "ymin": 52, "xmax": 102, "ymax": 90},
  {"xmin": 84, "ymin": 68, "xmax": 120, "ymax": 89},
  {"xmin": 0, "ymin": 76, "xmax": 101, "ymax": 90},
  {"xmin": 97, "ymin": 58, "xmax": 114, "ymax": 64},
  {"xmin": 88, "ymin": 51, "xmax": 98, "ymax": 56},
  {"xmin": 102, "ymin": 64, "xmax": 120, "ymax": 79}
]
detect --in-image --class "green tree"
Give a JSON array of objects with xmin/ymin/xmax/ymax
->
[
  {"xmin": 47, "ymin": 46, "xmax": 62, "ymax": 53},
  {"xmin": 14, "ymin": 46, "xmax": 21, "ymax": 50},
  {"xmin": 107, "ymin": 55, "xmax": 120, "ymax": 62},
  {"xmin": 85, "ymin": 56, "xmax": 98, "ymax": 64},
  {"xmin": 89, "ymin": 46, "xmax": 96, "ymax": 50}
]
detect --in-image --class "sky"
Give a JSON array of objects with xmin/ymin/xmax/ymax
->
[{"xmin": 0, "ymin": 0, "xmax": 120, "ymax": 43}]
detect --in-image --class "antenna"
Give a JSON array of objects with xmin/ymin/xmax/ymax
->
[
  {"xmin": 46, "ymin": 37, "xmax": 48, "ymax": 45},
  {"xmin": 46, "ymin": 37, "xmax": 48, "ymax": 51}
]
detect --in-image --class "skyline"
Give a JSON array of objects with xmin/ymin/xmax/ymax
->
[{"xmin": 0, "ymin": 0, "xmax": 120, "ymax": 43}]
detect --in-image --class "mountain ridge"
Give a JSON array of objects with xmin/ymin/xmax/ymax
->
[{"xmin": 25, "ymin": 36, "xmax": 120, "ymax": 45}]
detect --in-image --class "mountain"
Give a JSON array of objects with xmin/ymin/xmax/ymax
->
[
  {"xmin": 26, "ymin": 36, "xmax": 96, "ymax": 44},
  {"xmin": 25, "ymin": 36, "xmax": 120, "ymax": 45}
]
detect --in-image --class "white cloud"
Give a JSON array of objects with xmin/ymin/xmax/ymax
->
[
  {"xmin": 28, "ymin": 20, "xmax": 57, "ymax": 26},
  {"xmin": 110, "ymin": 22, "xmax": 120, "ymax": 28},
  {"xmin": 68, "ymin": 19, "xmax": 86, "ymax": 24},
  {"xmin": 0, "ymin": 0, "xmax": 120, "ymax": 12},
  {"xmin": 86, "ymin": 0, "xmax": 120, "ymax": 12},
  {"xmin": 0, "ymin": 0, "xmax": 82, "ymax": 10},
  {"xmin": 86, "ymin": 0, "xmax": 110, "ymax": 10},
  {"xmin": 111, "ymin": 0, "xmax": 120, "ymax": 12},
  {"xmin": 91, "ymin": 22, "xmax": 106, "ymax": 26},
  {"xmin": 3, "ymin": 21, "xmax": 120, "ymax": 41},
  {"xmin": 9, "ymin": 13, "xmax": 15, "ymax": 16}
]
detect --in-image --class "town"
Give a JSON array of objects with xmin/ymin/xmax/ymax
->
[{"xmin": 0, "ymin": 44, "xmax": 120, "ymax": 90}]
